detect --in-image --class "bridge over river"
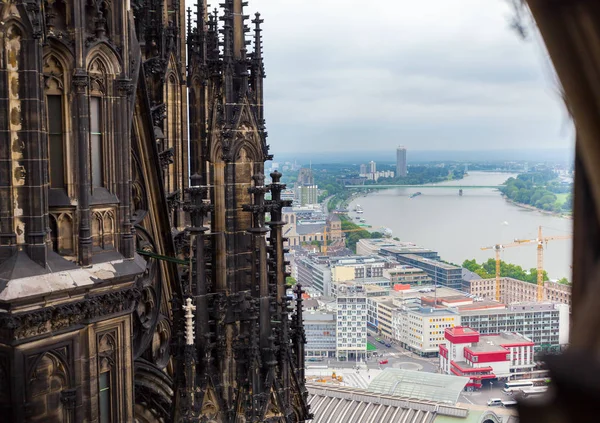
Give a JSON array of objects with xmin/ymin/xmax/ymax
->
[{"xmin": 345, "ymin": 184, "xmax": 504, "ymax": 190}]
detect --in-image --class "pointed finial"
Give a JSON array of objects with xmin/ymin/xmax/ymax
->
[{"xmin": 187, "ymin": 7, "xmax": 192, "ymax": 38}]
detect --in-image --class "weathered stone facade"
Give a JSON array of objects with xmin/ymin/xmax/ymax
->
[{"xmin": 0, "ymin": 0, "xmax": 307, "ymax": 422}]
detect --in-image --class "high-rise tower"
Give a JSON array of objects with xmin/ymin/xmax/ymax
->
[{"xmin": 397, "ymin": 146, "xmax": 408, "ymax": 177}]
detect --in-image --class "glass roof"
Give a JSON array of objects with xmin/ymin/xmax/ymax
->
[{"xmin": 367, "ymin": 369, "xmax": 469, "ymax": 404}]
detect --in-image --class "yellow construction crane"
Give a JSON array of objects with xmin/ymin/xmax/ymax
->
[
  {"xmin": 481, "ymin": 241, "xmax": 532, "ymax": 302},
  {"xmin": 321, "ymin": 225, "xmax": 385, "ymax": 255},
  {"xmin": 514, "ymin": 226, "xmax": 572, "ymax": 301}
]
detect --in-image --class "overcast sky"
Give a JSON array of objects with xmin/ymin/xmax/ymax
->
[{"xmin": 187, "ymin": 0, "xmax": 574, "ymax": 157}]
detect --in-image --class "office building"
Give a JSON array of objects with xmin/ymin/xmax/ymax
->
[
  {"xmin": 329, "ymin": 255, "xmax": 394, "ymax": 280},
  {"xmin": 379, "ymin": 246, "xmax": 440, "ymax": 261},
  {"xmin": 298, "ymin": 184, "xmax": 319, "ymax": 206},
  {"xmin": 297, "ymin": 167, "xmax": 315, "ymax": 185},
  {"xmin": 397, "ymin": 146, "xmax": 408, "ymax": 177},
  {"xmin": 336, "ymin": 289, "xmax": 368, "ymax": 361},
  {"xmin": 393, "ymin": 303, "xmax": 460, "ymax": 357},
  {"xmin": 459, "ymin": 303, "xmax": 570, "ymax": 352},
  {"xmin": 330, "ymin": 278, "xmax": 391, "ymax": 298},
  {"xmin": 359, "ymin": 163, "xmax": 367, "ymax": 175},
  {"xmin": 305, "ymin": 312, "xmax": 337, "ymax": 358},
  {"xmin": 384, "ymin": 266, "xmax": 432, "ymax": 286},
  {"xmin": 467, "ymin": 277, "xmax": 572, "ymax": 307},
  {"xmin": 297, "ymin": 257, "xmax": 332, "ymax": 295},
  {"xmin": 439, "ymin": 327, "xmax": 535, "ymax": 388},
  {"xmin": 369, "ymin": 161, "xmax": 377, "ymax": 174},
  {"xmin": 392, "ymin": 254, "xmax": 463, "ymax": 290}
]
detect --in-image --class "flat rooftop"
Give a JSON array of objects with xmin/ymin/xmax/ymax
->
[
  {"xmin": 482, "ymin": 332, "xmax": 534, "ymax": 347},
  {"xmin": 461, "ymin": 302, "xmax": 559, "ymax": 315},
  {"xmin": 390, "ymin": 286, "xmax": 464, "ymax": 300},
  {"xmin": 468, "ymin": 343, "xmax": 507, "ymax": 353},
  {"xmin": 382, "ymin": 246, "xmax": 438, "ymax": 255},
  {"xmin": 457, "ymin": 301, "xmax": 506, "ymax": 312},
  {"xmin": 397, "ymin": 254, "xmax": 461, "ymax": 270},
  {"xmin": 447, "ymin": 327, "xmax": 478, "ymax": 337}
]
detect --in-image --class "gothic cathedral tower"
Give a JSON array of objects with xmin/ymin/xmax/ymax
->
[
  {"xmin": 176, "ymin": 1, "xmax": 310, "ymax": 421},
  {"xmin": 0, "ymin": 0, "xmax": 307, "ymax": 422}
]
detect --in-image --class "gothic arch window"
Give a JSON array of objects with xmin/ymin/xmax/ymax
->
[
  {"xmin": 28, "ymin": 352, "xmax": 70, "ymax": 423},
  {"xmin": 86, "ymin": 48, "xmax": 121, "ymax": 196},
  {"xmin": 89, "ymin": 58, "xmax": 107, "ymax": 191},
  {"xmin": 165, "ymin": 73, "xmax": 180, "ymax": 194},
  {"xmin": 91, "ymin": 210, "xmax": 115, "ymax": 251},
  {"xmin": 58, "ymin": 213, "xmax": 74, "ymax": 254},
  {"xmin": 49, "ymin": 214, "xmax": 59, "ymax": 252},
  {"xmin": 92, "ymin": 213, "xmax": 103, "ymax": 249},
  {"xmin": 43, "ymin": 54, "xmax": 68, "ymax": 190},
  {"xmin": 98, "ymin": 333, "xmax": 116, "ymax": 423}
]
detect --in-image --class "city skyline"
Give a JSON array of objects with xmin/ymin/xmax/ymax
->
[{"xmin": 187, "ymin": 0, "xmax": 574, "ymax": 157}]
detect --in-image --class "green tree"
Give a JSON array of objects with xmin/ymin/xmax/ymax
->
[{"xmin": 286, "ymin": 276, "xmax": 297, "ymax": 286}]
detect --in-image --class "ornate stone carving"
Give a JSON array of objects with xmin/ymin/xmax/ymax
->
[
  {"xmin": 71, "ymin": 70, "xmax": 89, "ymax": 92},
  {"xmin": 158, "ymin": 147, "xmax": 175, "ymax": 169},
  {"xmin": 0, "ymin": 286, "xmax": 141, "ymax": 341},
  {"xmin": 116, "ymin": 78, "xmax": 134, "ymax": 96}
]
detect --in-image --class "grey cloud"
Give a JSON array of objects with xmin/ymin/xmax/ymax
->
[{"xmin": 189, "ymin": 0, "xmax": 573, "ymax": 156}]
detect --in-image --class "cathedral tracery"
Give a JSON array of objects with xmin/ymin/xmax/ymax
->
[{"xmin": 0, "ymin": 1, "xmax": 308, "ymax": 421}]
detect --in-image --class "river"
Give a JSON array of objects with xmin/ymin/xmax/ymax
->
[{"xmin": 348, "ymin": 171, "xmax": 573, "ymax": 280}]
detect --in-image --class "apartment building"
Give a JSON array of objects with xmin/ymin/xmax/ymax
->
[
  {"xmin": 467, "ymin": 277, "xmax": 572, "ymax": 307},
  {"xmin": 336, "ymin": 289, "xmax": 368, "ymax": 361},
  {"xmin": 392, "ymin": 254, "xmax": 463, "ymax": 290},
  {"xmin": 367, "ymin": 297, "xmax": 397, "ymax": 339},
  {"xmin": 459, "ymin": 303, "xmax": 570, "ymax": 352},
  {"xmin": 393, "ymin": 303, "xmax": 460, "ymax": 357},
  {"xmin": 304, "ymin": 312, "xmax": 337, "ymax": 358}
]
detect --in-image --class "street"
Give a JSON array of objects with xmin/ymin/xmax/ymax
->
[{"xmin": 308, "ymin": 338, "xmax": 439, "ymax": 374}]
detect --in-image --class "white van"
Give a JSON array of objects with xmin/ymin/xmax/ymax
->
[{"xmin": 487, "ymin": 398, "xmax": 503, "ymax": 407}]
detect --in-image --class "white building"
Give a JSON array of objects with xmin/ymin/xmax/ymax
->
[
  {"xmin": 336, "ymin": 288, "xmax": 368, "ymax": 361},
  {"xmin": 393, "ymin": 303, "xmax": 460, "ymax": 357},
  {"xmin": 304, "ymin": 311, "xmax": 337, "ymax": 358},
  {"xmin": 439, "ymin": 327, "xmax": 535, "ymax": 388}
]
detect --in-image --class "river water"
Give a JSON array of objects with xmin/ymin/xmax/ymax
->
[{"xmin": 348, "ymin": 171, "xmax": 573, "ymax": 280}]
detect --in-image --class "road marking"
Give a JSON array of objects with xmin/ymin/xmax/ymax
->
[{"xmin": 461, "ymin": 395, "xmax": 474, "ymax": 405}]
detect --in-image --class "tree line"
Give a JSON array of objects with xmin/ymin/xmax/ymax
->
[
  {"xmin": 340, "ymin": 216, "xmax": 383, "ymax": 252},
  {"xmin": 463, "ymin": 258, "xmax": 549, "ymax": 283},
  {"xmin": 500, "ymin": 170, "xmax": 573, "ymax": 213}
]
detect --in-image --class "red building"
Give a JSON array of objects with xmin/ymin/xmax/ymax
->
[{"xmin": 439, "ymin": 326, "xmax": 535, "ymax": 389}]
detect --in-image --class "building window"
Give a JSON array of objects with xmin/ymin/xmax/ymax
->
[
  {"xmin": 99, "ymin": 371, "xmax": 111, "ymax": 423},
  {"xmin": 90, "ymin": 96, "xmax": 103, "ymax": 189},
  {"xmin": 47, "ymin": 95, "xmax": 65, "ymax": 188}
]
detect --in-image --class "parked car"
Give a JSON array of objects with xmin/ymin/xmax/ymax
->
[
  {"xmin": 379, "ymin": 360, "xmax": 388, "ymax": 365},
  {"xmin": 487, "ymin": 398, "xmax": 503, "ymax": 407},
  {"xmin": 385, "ymin": 343, "xmax": 391, "ymax": 348}
]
